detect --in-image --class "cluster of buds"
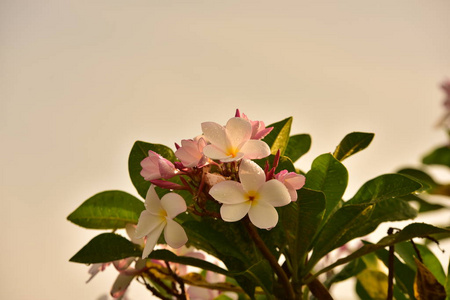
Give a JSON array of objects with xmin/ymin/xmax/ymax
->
[{"xmin": 136, "ymin": 110, "xmax": 306, "ymax": 259}]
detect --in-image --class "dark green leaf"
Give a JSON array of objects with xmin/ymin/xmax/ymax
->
[
  {"xmin": 67, "ymin": 190, "xmax": 145, "ymax": 229},
  {"xmin": 305, "ymin": 153, "xmax": 348, "ymax": 219},
  {"xmin": 397, "ymin": 168, "xmax": 437, "ymax": 192},
  {"xmin": 422, "ymin": 145, "xmax": 450, "ymax": 167},
  {"xmin": 254, "ymin": 154, "xmax": 296, "ymax": 174},
  {"xmin": 284, "ymin": 134, "xmax": 311, "ymax": 162},
  {"xmin": 324, "ymin": 258, "xmax": 366, "ymax": 288},
  {"xmin": 262, "ymin": 117, "xmax": 293, "ymax": 156},
  {"xmin": 333, "ymin": 132, "xmax": 374, "ymax": 161},
  {"xmin": 69, "ymin": 233, "xmax": 141, "ymax": 263},
  {"xmin": 128, "ymin": 141, "xmax": 176, "ymax": 198}
]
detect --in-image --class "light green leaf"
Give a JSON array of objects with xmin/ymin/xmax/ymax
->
[
  {"xmin": 67, "ymin": 190, "xmax": 145, "ymax": 229},
  {"xmin": 284, "ymin": 134, "xmax": 311, "ymax": 162},
  {"xmin": 422, "ymin": 145, "xmax": 450, "ymax": 167},
  {"xmin": 333, "ymin": 132, "xmax": 374, "ymax": 161},
  {"xmin": 305, "ymin": 153, "xmax": 348, "ymax": 219},
  {"xmin": 262, "ymin": 117, "xmax": 293, "ymax": 155},
  {"xmin": 69, "ymin": 233, "xmax": 141, "ymax": 263}
]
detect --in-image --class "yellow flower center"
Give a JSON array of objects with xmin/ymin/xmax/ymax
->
[
  {"xmin": 226, "ymin": 147, "xmax": 239, "ymax": 158},
  {"xmin": 246, "ymin": 190, "xmax": 260, "ymax": 205}
]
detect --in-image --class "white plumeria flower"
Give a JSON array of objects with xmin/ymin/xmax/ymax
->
[
  {"xmin": 201, "ymin": 117, "xmax": 270, "ymax": 162},
  {"xmin": 209, "ymin": 159, "xmax": 291, "ymax": 229},
  {"xmin": 135, "ymin": 185, "xmax": 188, "ymax": 259}
]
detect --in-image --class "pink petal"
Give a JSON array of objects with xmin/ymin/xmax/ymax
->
[
  {"xmin": 142, "ymin": 222, "xmax": 165, "ymax": 258},
  {"xmin": 160, "ymin": 192, "xmax": 187, "ymax": 219},
  {"xmin": 239, "ymin": 140, "xmax": 270, "ymax": 159},
  {"xmin": 220, "ymin": 201, "xmax": 251, "ymax": 222},
  {"xmin": 201, "ymin": 122, "xmax": 228, "ymax": 150},
  {"xmin": 135, "ymin": 210, "xmax": 163, "ymax": 239},
  {"xmin": 248, "ymin": 201, "xmax": 279, "ymax": 229},
  {"xmin": 209, "ymin": 181, "xmax": 247, "ymax": 204},
  {"xmin": 285, "ymin": 173, "xmax": 306, "ymax": 189},
  {"xmin": 258, "ymin": 180, "xmax": 291, "ymax": 207},
  {"xmin": 164, "ymin": 218, "xmax": 188, "ymax": 249},
  {"xmin": 238, "ymin": 159, "xmax": 266, "ymax": 192},
  {"xmin": 140, "ymin": 156, "xmax": 161, "ymax": 180},
  {"xmin": 288, "ymin": 188, "xmax": 298, "ymax": 202},
  {"xmin": 110, "ymin": 273, "xmax": 134, "ymax": 298},
  {"xmin": 225, "ymin": 117, "xmax": 252, "ymax": 149}
]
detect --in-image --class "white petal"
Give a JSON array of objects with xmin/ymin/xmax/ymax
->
[
  {"xmin": 142, "ymin": 222, "xmax": 165, "ymax": 258},
  {"xmin": 240, "ymin": 139, "xmax": 271, "ymax": 159},
  {"xmin": 160, "ymin": 193, "xmax": 187, "ymax": 219},
  {"xmin": 238, "ymin": 159, "xmax": 266, "ymax": 192},
  {"xmin": 164, "ymin": 218, "xmax": 188, "ymax": 249},
  {"xmin": 220, "ymin": 152, "xmax": 244, "ymax": 162},
  {"xmin": 202, "ymin": 144, "xmax": 230, "ymax": 160},
  {"xmin": 145, "ymin": 185, "xmax": 163, "ymax": 212},
  {"xmin": 248, "ymin": 201, "xmax": 279, "ymax": 229},
  {"xmin": 201, "ymin": 122, "xmax": 228, "ymax": 150},
  {"xmin": 258, "ymin": 180, "xmax": 291, "ymax": 207},
  {"xmin": 111, "ymin": 273, "xmax": 134, "ymax": 298},
  {"xmin": 225, "ymin": 117, "xmax": 252, "ymax": 149},
  {"xmin": 209, "ymin": 181, "xmax": 247, "ymax": 204},
  {"xmin": 220, "ymin": 202, "xmax": 251, "ymax": 222},
  {"xmin": 135, "ymin": 210, "xmax": 163, "ymax": 239}
]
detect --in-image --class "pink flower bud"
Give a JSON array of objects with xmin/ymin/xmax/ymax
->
[
  {"xmin": 275, "ymin": 170, "xmax": 306, "ymax": 202},
  {"xmin": 140, "ymin": 150, "xmax": 177, "ymax": 181}
]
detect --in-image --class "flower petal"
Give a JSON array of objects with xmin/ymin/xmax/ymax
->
[
  {"xmin": 248, "ymin": 201, "xmax": 279, "ymax": 229},
  {"xmin": 164, "ymin": 218, "xmax": 188, "ymax": 249},
  {"xmin": 142, "ymin": 222, "xmax": 165, "ymax": 258},
  {"xmin": 209, "ymin": 181, "xmax": 246, "ymax": 204},
  {"xmin": 220, "ymin": 201, "xmax": 251, "ymax": 222},
  {"xmin": 239, "ymin": 139, "xmax": 271, "ymax": 160},
  {"xmin": 144, "ymin": 185, "xmax": 163, "ymax": 212},
  {"xmin": 258, "ymin": 180, "xmax": 291, "ymax": 207},
  {"xmin": 135, "ymin": 210, "xmax": 163, "ymax": 239},
  {"xmin": 201, "ymin": 122, "xmax": 228, "ymax": 150},
  {"xmin": 220, "ymin": 152, "xmax": 244, "ymax": 162},
  {"xmin": 238, "ymin": 159, "xmax": 266, "ymax": 192},
  {"xmin": 225, "ymin": 117, "xmax": 252, "ymax": 149},
  {"xmin": 202, "ymin": 144, "xmax": 230, "ymax": 161},
  {"xmin": 111, "ymin": 273, "xmax": 134, "ymax": 298},
  {"xmin": 160, "ymin": 192, "xmax": 187, "ymax": 219}
]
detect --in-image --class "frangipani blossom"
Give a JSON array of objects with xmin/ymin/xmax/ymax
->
[
  {"xmin": 201, "ymin": 117, "xmax": 270, "ymax": 162},
  {"xmin": 111, "ymin": 259, "xmax": 147, "ymax": 298},
  {"xmin": 135, "ymin": 185, "xmax": 188, "ymax": 259},
  {"xmin": 235, "ymin": 109, "xmax": 273, "ymax": 140},
  {"xmin": 209, "ymin": 159, "xmax": 291, "ymax": 229},
  {"xmin": 275, "ymin": 170, "xmax": 306, "ymax": 202},
  {"xmin": 175, "ymin": 137, "xmax": 208, "ymax": 168},
  {"xmin": 140, "ymin": 150, "xmax": 177, "ymax": 181}
]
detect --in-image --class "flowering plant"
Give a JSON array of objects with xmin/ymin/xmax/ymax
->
[{"xmin": 68, "ymin": 106, "xmax": 450, "ymax": 299}]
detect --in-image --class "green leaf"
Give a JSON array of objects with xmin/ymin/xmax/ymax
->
[
  {"xmin": 446, "ymin": 256, "xmax": 450, "ymax": 300},
  {"xmin": 400, "ymin": 194, "xmax": 446, "ymax": 213},
  {"xmin": 397, "ymin": 168, "xmax": 437, "ymax": 192},
  {"xmin": 356, "ymin": 269, "xmax": 388, "ymax": 300},
  {"xmin": 128, "ymin": 141, "xmax": 176, "ymax": 198},
  {"xmin": 69, "ymin": 233, "xmax": 141, "ymax": 263},
  {"xmin": 280, "ymin": 188, "xmax": 325, "ymax": 280},
  {"xmin": 254, "ymin": 154, "xmax": 296, "ymax": 174},
  {"xmin": 324, "ymin": 258, "xmax": 366, "ymax": 288},
  {"xmin": 233, "ymin": 260, "xmax": 275, "ymax": 299},
  {"xmin": 347, "ymin": 173, "xmax": 422, "ymax": 205},
  {"xmin": 284, "ymin": 134, "xmax": 311, "ymax": 162},
  {"xmin": 422, "ymin": 145, "xmax": 450, "ymax": 167},
  {"xmin": 333, "ymin": 132, "xmax": 374, "ymax": 161},
  {"xmin": 304, "ymin": 153, "xmax": 348, "ymax": 219},
  {"xmin": 262, "ymin": 117, "xmax": 293, "ymax": 156},
  {"xmin": 67, "ymin": 190, "xmax": 145, "ymax": 229},
  {"xmin": 310, "ymin": 223, "xmax": 450, "ymax": 281},
  {"xmin": 149, "ymin": 249, "xmax": 230, "ymax": 276}
]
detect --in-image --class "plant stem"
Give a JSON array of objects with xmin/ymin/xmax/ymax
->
[
  {"xmin": 243, "ymin": 217, "xmax": 295, "ymax": 300},
  {"xmin": 305, "ymin": 274, "xmax": 334, "ymax": 300}
]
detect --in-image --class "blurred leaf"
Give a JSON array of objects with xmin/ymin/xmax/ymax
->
[
  {"xmin": 446, "ymin": 258, "xmax": 450, "ymax": 300},
  {"xmin": 324, "ymin": 258, "xmax": 366, "ymax": 288},
  {"xmin": 333, "ymin": 132, "xmax": 374, "ymax": 161},
  {"xmin": 356, "ymin": 279, "xmax": 374, "ymax": 300},
  {"xmin": 284, "ymin": 134, "xmax": 311, "ymax": 162},
  {"xmin": 263, "ymin": 117, "xmax": 292, "ymax": 156},
  {"xmin": 128, "ymin": 141, "xmax": 176, "ymax": 198},
  {"xmin": 397, "ymin": 168, "xmax": 437, "ymax": 192},
  {"xmin": 312, "ymin": 223, "xmax": 450, "ymax": 280},
  {"xmin": 422, "ymin": 145, "xmax": 450, "ymax": 168},
  {"xmin": 67, "ymin": 190, "xmax": 145, "ymax": 229},
  {"xmin": 357, "ymin": 269, "xmax": 388, "ymax": 300},
  {"xmin": 70, "ymin": 233, "xmax": 141, "ymax": 263},
  {"xmin": 414, "ymin": 257, "xmax": 446, "ymax": 300},
  {"xmin": 305, "ymin": 153, "xmax": 348, "ymax": 219},
  {"xmin": 400, "ymin": 194, "xmax": 446, "ymax": 213}
]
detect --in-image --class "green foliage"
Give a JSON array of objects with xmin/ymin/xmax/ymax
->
[
  {"xmin": 263, "ymin": 117, "xmax": 292, "ymax": 155},
  {"xmin": 422, "ymin": 145, "xmax": 450, "ymax": 167},
  {"xmin": 70, "ymin": 233, "xmax": 141, "ymax": 263},
  {"xmin": 333, "ymin": 132, "xmax": 374, "ymax": 161},
  {"xmin": 284, "ymin": 134, "xmax": 311, "ymax": 162},
  {"xmin": 67, "ymin": 190, "xmax": 145, "ymax": 229}
]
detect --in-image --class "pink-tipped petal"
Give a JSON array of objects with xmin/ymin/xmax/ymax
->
[
  {"xmin": 164, "ymin": 218, "xmax": 188, "ymax": 249},
  {"xmin": 209, "ymin": 181, "xmax": 247, "ymax": 204},
  {"xmin": 111, "ymin": 273, "xmax": 134, "ymax": 298},
  {"xmin": 220, "ymin": 202, "xmax": 251, "ymax": 222},
  {"xmin": 201, "ymin": 122, "xmax": 228, "ymax": 150},
  {"xmin": 142, "ymin": 222, "xmax": 165, "ymax": 259},
  {"xmin": 160, "ymin": 193, "xmax": 187, "ymax": 219},
  {"xmin": 135, "ymin": 210, "xmax": 163, "ymax": 239},
  {"xmin": 258, "ymin": 180, "xmax": 291, "ymax": 207},
  {"xmin": 238, "ymin": 159, "xmax": 266, "ymax": 192},
  {"xmin": 288, "ymin": 188, "xmax": 298, "ymax": 202},
  {"xmin": 248, "ymin": 201, "xmax": 279, "ymax": 229},
  {"xmin": 225, "ymin": 117, "xmax": 252, "ymax": 149},
  {"xmin": 239, "ymin": 140, "xmax": 270, "ymax": 160}
]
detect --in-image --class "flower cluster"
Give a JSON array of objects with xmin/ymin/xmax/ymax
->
[{"xmin": 136, "ymin": 109, "xmax": 306, "ymax": 258}]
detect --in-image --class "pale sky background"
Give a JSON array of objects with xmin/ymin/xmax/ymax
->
[{"xmin": 1, "ymin": 1, "xmax": 450, "ymax": 299}]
